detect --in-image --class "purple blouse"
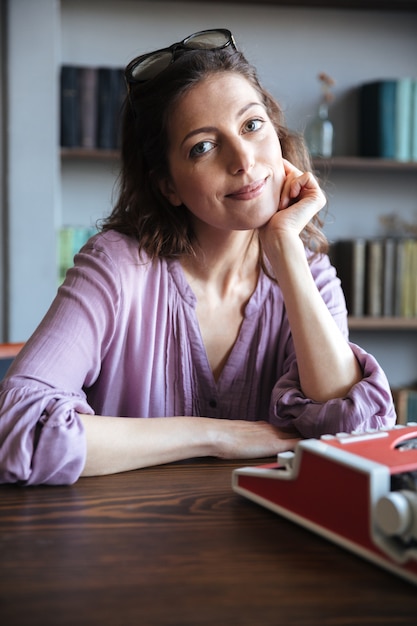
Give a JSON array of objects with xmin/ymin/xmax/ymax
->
[{"xmin": 0, "ymin": 231, "xmax": 396, "ymax": 485}]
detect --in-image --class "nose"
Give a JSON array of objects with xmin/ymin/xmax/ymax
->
[{"xmin": 226, "ymin": 137, "xmax": 255, "ymax": 175}]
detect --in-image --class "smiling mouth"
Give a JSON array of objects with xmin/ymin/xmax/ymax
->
[{"xmin": 226, "ymin": 178, "xmax": 267, "ymax": 201}]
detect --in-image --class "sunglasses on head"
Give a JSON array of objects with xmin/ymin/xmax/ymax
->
[{"xmin": 125, "ymin": 28, "xmax": 237, "ymax": 86}]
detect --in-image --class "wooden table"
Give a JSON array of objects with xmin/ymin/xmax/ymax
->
[{"xmin": 1, "ymin": 458, "xmax": 416, "ymax": 625}]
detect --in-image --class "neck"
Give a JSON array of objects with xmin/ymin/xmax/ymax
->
[{"xmin": 181, "ymin": 229, "xmax": 260, "ymax": 297}]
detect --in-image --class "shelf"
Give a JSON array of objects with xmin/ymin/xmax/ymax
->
[
  {"xmin": 0, "ymin": 342, "xmax": 25, "ymax": 358},
  {"xmin": 61, "ymin": 148, "xmax": 120, "ymax": 160},
  {"xmin": 348, "ymin": 317, "xmax": 417, "ymax": 331},
  {"xmin": 154, "ymin": 0, "xmax": 417, "ymax": 10},
  {"xmin": 61, "ymin": 150, "xmax": 417, "ymax": 174},
  {"xmin": 312, "ymin": 157, "xmax": 417, "ymax": 172}
]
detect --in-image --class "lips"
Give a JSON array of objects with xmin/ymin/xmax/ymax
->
[{"xmin": 226, "ymin": 178, "xmax": 267, "ymax": 201}]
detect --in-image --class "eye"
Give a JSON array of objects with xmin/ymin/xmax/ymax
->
[
  {"xmin": 189, "ymin": 140, "xmax": 215, "ymax": 158},
  {"xmin": 244, "ymin": 118, "xmax": 264, "ymax": 133}
]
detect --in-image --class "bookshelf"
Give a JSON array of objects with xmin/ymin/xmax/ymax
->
[
  {"xmin": 61, "ymin": 150, "xmax": 417, "ymax": 172},
  {"xmin": 349, "ymin": 317, "xmax": 417, "ymax": 331},
  {"xmin": 313, "ymin": 157, "xmax": 417, "ymax": 173},
  {"xmin": 60, "ymin": 149, "xmax": 417, "ymax": 173},
  {"xmin": 158, "ymin": 0, "xmax": 417, "ymax": 9},
  {"xmin": 61, "ymin": 148, "xmax": 120, "ymax": 161}
]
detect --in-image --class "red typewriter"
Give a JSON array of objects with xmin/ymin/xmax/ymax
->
[{"xmin": 233, "ymin": 424, "xmax": 417, "ymax": 585}]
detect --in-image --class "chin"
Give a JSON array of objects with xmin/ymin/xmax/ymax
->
[
  {"xmin": 233, "ymin": 218, "xmax": 274, "ymax": 232},
  {"xmin": 253, "ymin": 209, "xmax": 279, "ymax": 229}
]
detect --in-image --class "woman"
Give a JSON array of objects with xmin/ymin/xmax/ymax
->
[{"xmin": 0, "ymin": 29, "xmax": 395, "ymax": 485}]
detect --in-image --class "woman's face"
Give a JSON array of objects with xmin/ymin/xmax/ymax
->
[{"xmin": 161, "ymin": 72, "xmax": 286, "ymax": 234}]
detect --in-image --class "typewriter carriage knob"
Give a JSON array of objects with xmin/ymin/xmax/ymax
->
[{"xmin": 375, "ymin": 491, "xmax": 417, "ymax": 540}]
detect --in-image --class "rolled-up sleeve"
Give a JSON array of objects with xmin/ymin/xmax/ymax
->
[
  {"xmin": 0, "ymin": 235, "xmax": 121, "ymax": 485},
  {"xmin": 270, "ymin": 342, "xmax": 396, "ymax": 437},
  {"xmin": 0, "ymin": 380, "xmax": 92, "ymax": 484}
]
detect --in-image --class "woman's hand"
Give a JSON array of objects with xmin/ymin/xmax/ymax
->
[
  {"xmin": 211, "ymin": 419, "xmax": 300, "ymax": 460},
  {"xmin": 260, "ymin": 159, "xmax": 326, "ymax": 250}
]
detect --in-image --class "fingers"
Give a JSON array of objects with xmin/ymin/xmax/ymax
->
[
  {"xmin": 217, "ymin": 419, "xmax": 300, "ymax": 459},
  {"xmin": 279, "ymin": 159, "xmax": 301, "ymax": 209},
  {"xmin": 279, "ymin": 159, "xmax": 324, "ymax": 211}
]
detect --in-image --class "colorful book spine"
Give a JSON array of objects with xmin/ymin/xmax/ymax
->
[
  {"xmin": 395, "ymin": 77, "xmax": 413, "ymax": 162},
  {"xmin": 411, "ymin": 80, "xmax": 417, "ymax": 161},
  {"xmin": 58, "ymin": 226, "xmax": 97, "ymax": 284},
  {"xmin": 358, "ymin": 78, "xmax": 416, "ymax": 161}
]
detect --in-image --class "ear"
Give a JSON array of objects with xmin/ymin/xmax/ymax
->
[{"xmin": 158, "ymin": 177, "xmax": 182, "ymax": 207}]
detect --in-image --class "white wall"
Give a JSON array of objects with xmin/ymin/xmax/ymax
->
[
  {"xmin": 7, "ymin": 0, "xmax": 60, "ymax": 341},
  {"xmin": 0, "ymin": 1, "xmax": 6, "ymax": 339}
]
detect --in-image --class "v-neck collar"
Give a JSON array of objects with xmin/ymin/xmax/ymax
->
[{"xmin": 166, "ymin": 258, "xmax": 272, "ymax": 387}]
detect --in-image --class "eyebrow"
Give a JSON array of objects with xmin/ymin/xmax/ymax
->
[{"xmin": 180, "ymin": 101, "xmax": 265, "ymax": 147}]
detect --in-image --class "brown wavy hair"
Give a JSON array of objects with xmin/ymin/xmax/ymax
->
[{"xmin": 102, "ymin": 48, "xmax": 328, "ymax": 258}]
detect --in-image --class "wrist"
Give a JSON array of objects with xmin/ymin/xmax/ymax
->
[{"xmin": 261, "ymin": 231, "xmax": 307, "ymax": 278}]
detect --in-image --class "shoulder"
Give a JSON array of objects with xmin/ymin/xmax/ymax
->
[
  {"xmin": 78, "ymin": 230, "xmax": 171, "ymax": 293},
  {"xmin": 82, "ymin": 230, "xmax": 146, "ymax": 264},
  {"xmin": 78, "ymin": 230, "xmax": 163, "ymax": 277}
]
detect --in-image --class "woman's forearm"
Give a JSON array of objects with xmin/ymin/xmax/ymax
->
[
  {"xmin": 79, "ymin": 414, "xmax": 215, "ymax": 475},
  {"xmin": 267, "ymin": 234, "xmax": 361, "ymax": 402},
  {"xmin": 79, "ymin": 413, "xmax": 299, "ymax": 476}
]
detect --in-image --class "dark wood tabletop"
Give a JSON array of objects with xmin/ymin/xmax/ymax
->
[{"xmin": 1, "ymin": 457, "xmax": 416, "ymax": 625}]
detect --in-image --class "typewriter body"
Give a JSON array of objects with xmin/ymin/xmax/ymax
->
[{"xmin": 232, "ymin": 425, "xmax": 417, "ymax": 585}]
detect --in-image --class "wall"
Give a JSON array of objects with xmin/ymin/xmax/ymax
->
[
  {"xmin": 7, "ymin": 0, "xmax": 60, "ymax": 341},
  {"xmin": 0, "ymin": 0, "xmax": 6, "ymax": 339},
  {"xmin": 4, "ymin": 0, "xmax": 417, "ymax": 385}
]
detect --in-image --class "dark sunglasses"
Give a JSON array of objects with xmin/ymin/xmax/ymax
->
[{"xmin": 125, "ymin": 28, "xmax": 237, "ymax": 85}]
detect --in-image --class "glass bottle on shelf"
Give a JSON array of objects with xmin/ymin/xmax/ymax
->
[
  {"xmin": 306, "ymin": 101, "xmax": 334, "ymax": 158},
  {"xmin": 306, "ymin": 72, "xmax": 335, "ymax": 158}
]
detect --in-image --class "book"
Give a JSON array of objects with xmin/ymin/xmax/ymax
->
[
  {"xmin": 97, "ymin": 67, "xmax": 125, "ymax": 150},
  {"xmin": 359, "ymin": 78, "xmax": 415, "ymax": 161},
  {"xmin": 392, "ymin": 386, "xmax": 417, "ymax": 425},
  {"xmin": 359, "ymin": 80, "xmax": 397, "ymax": 159},
  {"xmin": 79, "ymin": 67, "xmax": 98, "ymax": 149},
  {"xmin": 60, "ymin": 64, "xmax": 124, "ymax": 150},
  {"xmin": 60, "ymin": 65, "xmax": 80, "ymax": 147},
  {"xmin": 113, "ymin": 69, "xmax": 126, "ymax": 149},
  {"xmin": 411, "ymin": 80, "xmax": 417, "ymax": 162},
  {"xmin": 58, "ymin": 226, "xmax": 96, "ymax": 284},
  {"xmin": 332, "ymin": 236, "xmax": 417, "ymax": 320},
  {"xmin": 331, "ymin": 239, "xmax": 366, "ymax": 317},
  {"xmin": 400, "ymin": 238, "xmax": 417, "ymax": 318},
  {"xmin": 394, "ymin": 238, "xmax": 407, "ymax": 317},
  {"xmin": 395, "ymin": 77, "xmax": 413, "ymax": 162},
  {"xmin": 365, "ymin": 239, "xmax": 384, "ymax": 316},
  {"xmin": 382, "ymin": 238, "xmax": 396, "ymax": 317}
]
